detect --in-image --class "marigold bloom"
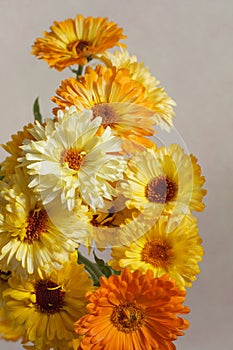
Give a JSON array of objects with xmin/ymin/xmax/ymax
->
[
  {"xmin": 0, "ymin": 169, "xmax": 89, "ymax": 279},
  {"xmin": 52, "ymin": 65, "xmax": 156, "ymax": 152},
  {"xmin": 121, "ymin": 144, "xmax": 207, "ymax": 220},
  {"xmin": 75, "ymin": 269, "xmax": 189, "ymax": 350},
  {"xmin": 82, "ymin": 194, "xmax": 141, "ymax": 250},
  {"xmin": 31, "ymin": 15, "xmax": 126, "ymax": 71},
  {"xmin": 99, "ymin": 50, "xmax": 176, "ymax": 131},
  {"xmin": 110, "ymin": 215, "xmax": 204, "ymax": 289},
  {"xmin": 2, "ymin": 252, "xmax": 93, "ymax": 349},
  {"xmin": 20, "ymin": 107, "xmax": 126, "ymax": 211}
]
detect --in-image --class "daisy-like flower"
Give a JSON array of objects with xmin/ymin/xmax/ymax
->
[
  {"xmin": 0, "ymin": 169, "xmax": 89, "ymax": 279},
  {"xmin": 99, "ymin": 50, "xmax": 176, "ymax": 131},
  {"xmin": 121, "ymin": 144, "xmax": 207, "ymax": 220},
  {"xmin": 0, "ymin": 307, "xmax": 25, "ymax": 342},
  {"xmin": 82, "ymin": 194, "xmax": 141, "ymax": 250},
  {"xmin": 75, "ymin": 269, "xmax": 189, "ymax": 350},
  {"xmin": 51, "ymin": 65, "xmax": 157, "ymax": 152},
  {"xmin": 31, "ymin": 15, "xmax": 126, "ymax": 71},
  {"xmin": 0, "ymin": 123, "xmax": 35, "ymax": 180},
  {"xmin": 110, "ymin": 215, "xmax": 204, "ymax": 289},
  {"xmin": 20, "ymin": 107, "xmax": 126, "ymax": 211},
  {"xmin": 2, "ymin": 252, "xmax": 94, "ymax": 350}
]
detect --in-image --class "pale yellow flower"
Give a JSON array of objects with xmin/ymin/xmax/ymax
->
[
  {"xmin": 20, "ymin": 107, "xmax": 126, "ymax": 211},
  {"xmin": 121, "ymin": 144, "xmax": 207, "ymax": 221},
  {"xmin": 0, "ymin": 169, "xmax": 89, "ymax": 279}
]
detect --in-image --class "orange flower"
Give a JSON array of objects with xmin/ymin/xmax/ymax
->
[
  {"xmin": 52, "ymin": 65, "xmax": 156, "ymax": 151},
  {"xmin": 75, "ymin": 269, "xmax": 189, "ymax": 350},
  {"xmin": 31, "ymin": 15, "xmax": 126, "ymax": 71}
]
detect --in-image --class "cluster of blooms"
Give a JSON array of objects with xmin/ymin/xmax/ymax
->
[{"xmin": 0, "ymin": 14, "xmax": 206, "ymax": 350}]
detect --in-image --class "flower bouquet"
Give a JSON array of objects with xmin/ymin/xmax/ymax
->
[{"xmin": 0, "ymin": 14, "xmax": 206, "ymax": 350}]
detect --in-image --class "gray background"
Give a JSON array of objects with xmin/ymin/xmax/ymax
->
[{"xmin": 0, "ymin": 0, "xmax": 232, "ymax": 349}]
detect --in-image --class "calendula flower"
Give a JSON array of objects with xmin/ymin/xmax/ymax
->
[
  {"xmin": 82, "ymin": 194, "xmax": 141, "ymax": 250},
  {"xmin": 20, "ymin": 107, "xmax": 126, "ymax": 211},
  {"xmin": 110, "ymin": 215, "xmax": 204, "ymax": 289},
  {"xmin": 99, "ymin": 50, "xmax": 176, "ymax": 131},
  {"xmin": 0, "ymin": 169, "xmax": 89, "ymax": 279},
  {"xmin": 0, "ymin": 123, "xmax": 35, "ymax": 180},
  {"xmin": 31, "ymin": 15, "xmax": 126, "ymax": 71},
  {"xmin": 2, "ymin": 252, "xmax": 93, "ymax": 350},
  {"xmin": 52, "ymin": 65, "xmax": 156, "ymax": 152},
  {"xmin": 121, "ymin": 144, "xmax": 206, "ymax": 220},
  {"xmin": 0, "ymin": 269, "xmax": 25, "ymax": 342},
  {"xmin": 0, "ymin": 307, "xmax": 25, "ymax": 342},
  {"xmin": 75, "ymin": 269, "xmax": 189, "ymax": 350}
]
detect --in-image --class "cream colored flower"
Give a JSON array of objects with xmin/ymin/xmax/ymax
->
[{"xmin": 20, "ymin": 107, "xmax": 126, "ymax": 211}]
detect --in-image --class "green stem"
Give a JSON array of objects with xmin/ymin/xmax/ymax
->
[
  {"xmin": 78, "ymin": 251, "xmax": 104, "ymax": 286},
  {"xmin": 69, "ymin": 65, "xmax": 83, "ymax": 79}
]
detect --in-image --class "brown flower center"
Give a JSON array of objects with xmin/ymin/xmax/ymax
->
[
  {"xmin": 35, "ymin": 280, "xmax": 65, "ymax": 314},
  {"xmin": 67, "ymin": 40, "xmax": 91, "ymax": 54},
  {"xmin": 141, "ymin": 239, "xmax": 172, "ymax": 268},
  {"xmin": 111, "ymin": 302, "xmax": 145, "ymax": 333},
  {"xmin": 92, "ymin": 103, "xmax": 117, "ymax": 128},
  {"xmin": 145, "ymin": 176, "xmax": 177, "ymax": 204},
  {"xmin": 61, "ymin": 149, "xmax": 86, "ymax": 171},
  {"xmin": 25, "ymin": 209, "xmax": 48, "ymax": 244}
]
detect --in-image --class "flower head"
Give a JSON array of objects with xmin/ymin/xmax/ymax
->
[
  {"xmin": 75, "ymin": 269, "xmax": 189, "ymax": 350},
  {"xmin": 121, "ymin": 144, "xmax": 207, "ymax": 220},
  {"xmin": 0, "ymin": 169, "xmax": 89, "ymax": 279},
  {"xmin": 52, "ymin": 65, "xmax": 157, "ymax": 152},
  {"xmin": 20, "ymin": 107, "xmax": 126, "ymax": 211},
  {"xmin": 82, "ymin": 194, "xmax": 141, "ymax": 250},
  {"xmin": 99, "ymin": 50, "xmax": 176, "ymax": 131},
  {"xmin": 2, "ymin": 252, "xmax": 93, "ymax": 349},
  {"xmin": 31, "ymin": 15, "xmax": 126, "ymax": 71},
  {"xmin": 110, "ymin": 215, "xmax": 204, "ymax": 289}
]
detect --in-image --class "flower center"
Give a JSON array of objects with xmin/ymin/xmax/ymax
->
[
  {"xmin": 92, "ymin": 103, "xmax": 117, "ymax": 128},
  {"xmin": 111, "ymin": 302, "xmax": 145, "ymax": 333},
  {"xmin": 25, "ymin": 209, "xmax": 48, "ymax": 244},
  {"xmin": 61, "ymin": 149, "xmax": 86, "ymax": 171},
  {"xmin": 141, "ymin": 239, "xmax": 172, "ymax": 268},
  {"xmin": 35, "ymin": 280, "xmax": 65, "ymax": 314},
  {"xmin": 67, "ymin": 40, "xmax": 91, "ymax": 54},
  {"xmin": 145, "ymin": 176, "xmax": 177, "ymax": 204}
]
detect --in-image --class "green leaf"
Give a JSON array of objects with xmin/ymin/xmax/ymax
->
[
  {"xmin": 93, "ymin": 251, "xmax": 121, "ymax": 278},
  {"xmin": 33, "ymin": 97, "xmax": 42, "ymax": 123}
]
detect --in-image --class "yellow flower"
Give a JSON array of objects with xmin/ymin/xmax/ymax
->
[
  {"xmin": 121, "ymin": 144, "xmax": 207, "ymax": 220},
  {"xmin": 110, "ymin": 215, "xmax": 204, "ymax": 289},
  {"xmin": 0, "ymin": 123, "xmax": 34, "ymax": 180},
  {"xmin": 75, "ymin": 269, "xmax": 189, "ymax": 350},
  {"xmin": 0, "ymin": 169, "xmax": 89, "ymax": 279},
  {"xmin": 20, "ymin": 107, "xmax": 126, "ymax": 211},
  {"xmin": 2, "ymin": 252, "xmax": 93, "ymax": 349},
  {"xmin": 52, "ymin": 65, "xmax": 156, "ymax": 152},
  {"xmin": 31, "ymin": 15, "xmax": 126, "ymax": 71},
  {"xmin": 99, "ymin": 50, "xmax": 176, "ymax": 131},
  {"xmin": 82, "ymin": 194, "xmax": 141, "ymax": 250},
  {"xmin": 0, "ymin": 307, "xmax": 25, "ymax": 342}
]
